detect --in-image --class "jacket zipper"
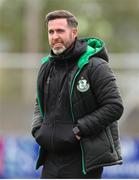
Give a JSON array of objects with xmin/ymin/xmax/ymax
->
[{"xmin": 69, "ymin": 68, "xmax": 86, "ymax": 175}]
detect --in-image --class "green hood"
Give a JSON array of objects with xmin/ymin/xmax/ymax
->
[
  {"xmin": 77, "ymin": 37, "xmax": 109, "ymax": 69},
  {"xmin": 83, "ymin": 37, "xmax": 104, "ymax": 51},
  {"xmin": 81, "ymin": 37, "xmax": 109, "ymax": 61}
]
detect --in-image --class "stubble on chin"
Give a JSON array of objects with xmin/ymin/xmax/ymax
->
[{"xmin": 52, "ymin": 46, "xmax": 66, "ymax": 55}]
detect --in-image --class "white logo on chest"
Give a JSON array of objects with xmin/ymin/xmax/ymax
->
[{"xmin": 77, "ymin": 77, "xmax": 90, "ymax": 92}]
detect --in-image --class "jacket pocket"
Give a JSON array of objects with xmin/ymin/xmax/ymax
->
[
  {"xmin": 35, "ymin": 121, "xmax": 52, "ymax": 151},
  {"xmin": 81, "ymin": 130, "xmax": 111, "ymax": 163},
  {"xmin": 53, "ymin": 122, "xmax": 79, "ymax": 152},
  {"xmin": 105, "ymin": 127, "xmax": 115, "ymax": 153}
]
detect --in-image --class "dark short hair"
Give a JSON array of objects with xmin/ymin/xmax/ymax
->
[{"xmin": 45, "ymin": 10, "xmax": 78, "ymax": 28}]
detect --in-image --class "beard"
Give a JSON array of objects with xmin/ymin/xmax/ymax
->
[{"xmin": 52, "ymin": 45, "xmax": 66, "ymax": 55}]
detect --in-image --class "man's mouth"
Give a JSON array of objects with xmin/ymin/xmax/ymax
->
[
  {"xmin": 53, "ymin": 42, "xmax": 62, "ymax": 46},
  {"xmin": 53, "ymin": 42, "xmax": 63, "ymax": 48}
]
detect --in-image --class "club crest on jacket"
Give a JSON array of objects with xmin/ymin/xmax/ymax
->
[{"xmin": 77, "ymin": 77, "xmax": 90, "ymax": 92}]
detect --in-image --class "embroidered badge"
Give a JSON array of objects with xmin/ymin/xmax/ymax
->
[{"xmin": 77, "ymin": 77, "xmax": 90, "ymax": 92}]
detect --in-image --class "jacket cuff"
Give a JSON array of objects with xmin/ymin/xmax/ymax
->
[
  {"xmin": 77, "ymin": 119, "xmax": 91, "ymax": 138},
  {"xmin": 32, "ymin": 126, "xmax": 40, "ymax": 137}
]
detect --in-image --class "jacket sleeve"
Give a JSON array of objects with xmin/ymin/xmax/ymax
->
[
  {"xmin": 77, "ymin": 59, "xmax": 124, "ymax": 137},
  {"xmin": 31, "ymin": 99, "xmax": 43, "ymax": 137}
]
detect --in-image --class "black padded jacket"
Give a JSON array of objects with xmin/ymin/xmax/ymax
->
[{"xmin": 31, "ymin": 38, "xmax": 124, "ymax": 174}]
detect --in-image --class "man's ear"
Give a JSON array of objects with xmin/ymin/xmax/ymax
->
[{"xmin": 72, "ymin": 28, "xmax": 78, "ymax": 38}]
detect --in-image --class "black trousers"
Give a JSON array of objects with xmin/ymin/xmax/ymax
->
[{"xmin": 41, "ymin": 150, "xmax": 103, "ymax": 179}]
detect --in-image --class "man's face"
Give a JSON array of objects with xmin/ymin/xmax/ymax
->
[{"xmin": 48, "ymin": 18, "xmax": 77, "ymax": 55}]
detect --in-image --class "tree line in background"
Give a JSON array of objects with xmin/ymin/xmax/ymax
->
[{"xmin": 0, "ymin": 0, "xmax": 138, "ymax": 53}]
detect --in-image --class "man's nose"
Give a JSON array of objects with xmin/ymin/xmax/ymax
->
[{"xmin": 52, "ymin": 32, "xmax": 59, "ymax": 39}]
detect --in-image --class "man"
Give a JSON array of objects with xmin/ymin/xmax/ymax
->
[{"xmin": 31, "ymin": 10, "xmax": 124, "ymax": 179}]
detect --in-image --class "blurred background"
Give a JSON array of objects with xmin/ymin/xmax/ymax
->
[{"xmin": 0, "ymin": 0, "xmax": 139, "ymax": 178}]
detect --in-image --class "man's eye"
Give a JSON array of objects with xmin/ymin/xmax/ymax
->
[{"xmin": 49, "ymin": 30, "xmax": 53, "ymax": 34}]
